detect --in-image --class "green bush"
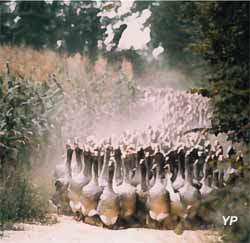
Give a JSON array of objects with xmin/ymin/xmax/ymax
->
[
  {"xmin": 0, "ymin": 175, "xmax": 48, "ymax": 223},
  {"xmin": 0, "ymin": 71, "xmax": 59, "ymax": 225}
]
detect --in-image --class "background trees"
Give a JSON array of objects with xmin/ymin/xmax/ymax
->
[
  {"xmin": 0, "ymin": 1, "xmax": 107, "ymax": 61},
  {"xmin": 194, "ymin": 2, "xmax": 249, "ymax": 143},
  {"xmin": 0, "ymin": 1, "xmax": 249, "ymax": 143},
  {"xmin": 132, "ymin": 1, "xmax": 249, "ymax": 143}
]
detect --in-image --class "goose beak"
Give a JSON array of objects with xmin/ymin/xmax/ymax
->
[
  {"xmin": 152, "ymin": 163, "xmax": 157, "ymax": 170},
  {"xmin": 163, "ymin": 164, "xmax": 170, "ymax": 170},
  {"xmin": 66, "ymin": 142, "xmax": 72, "ymax": 149},
  {"xmin": 108, "ymin": 160, "xmax": 114, "ymax": 167}
]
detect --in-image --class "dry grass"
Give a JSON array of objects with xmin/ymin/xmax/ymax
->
[{"xmin": 0, "ymin": 45, "xmax": 133, "ymax": 87}]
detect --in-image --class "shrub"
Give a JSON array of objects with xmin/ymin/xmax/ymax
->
[{"xmin": 0, "ymin": 175, "xmax": 48, "ymax": 223}]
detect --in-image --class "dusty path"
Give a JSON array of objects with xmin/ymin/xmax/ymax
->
[{"xmin": 1, "ymin": 216, "xmax": 219, "ymax": 243}]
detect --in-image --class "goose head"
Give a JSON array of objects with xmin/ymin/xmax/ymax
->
[
  {"xmin": 54, "ymin": 144, "xmax": 73, "ymax": 191},
  {"xmin": 226, "ymin": 145, "xmax": 236, "ymax": 158}
]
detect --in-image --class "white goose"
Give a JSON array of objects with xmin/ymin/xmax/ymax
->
[
  {"xmin": 200, "ymin": 160, "xmax": 213, "ymax": 198},
  {"xmin": 115, "ymin": 155, "xmax": 136, "ymax": 221},
  {"xmin": 179, "ymin": 150, "xmax": 201, "ymax": 219},
  {"xmin": 68, "ymin": 146, "xmax": 90, "ymax": 215},
  {"xmin": 53, "ymin": 144, "xmax": 73, "ymax": 192},
  {"xmin": 172, "ymin": 149, "xmax": 185, "ymax": 192},
  {"xmin": 136, "ymin": 158, "xmax": 150, "ymax": 225},
  {"xmin": 80, "ymin": 154, "xmax": 103, "ymax": 217},
  {"xmin": 97, "ymin": 159, "xmax": 120, "ymax": 227},
  {"xmin": 164, "ymin": 165, "xmax": 185, "ymax": 219},
  {"xmin": 148, "ymin": 160, "xmax": 170, "ymax": 222}
]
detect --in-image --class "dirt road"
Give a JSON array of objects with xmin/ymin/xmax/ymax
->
[{"xmin": 1, "ymin": 216, "xmax": 219, "ymax": 243}]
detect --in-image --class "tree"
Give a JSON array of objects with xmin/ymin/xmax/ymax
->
[
  {"xmin": 0, "ymin": 2, "xmax": 15, "ymax": 44},
  {"xmin": 0, "ymin": 1, "xmax": 108, "ymax": 62},
  {"xmin": 11, "ymin": 1, "xmax": 52, "ymax": 49},
  {"xmin": 132, "ymin": 1, "xmax": 249, "ymax": 143},
  {"xmin": 131, "ymin": 1, "xmax": 205, "ymax": 75},
  {"xmin": 60, "ymin": 1, "xmax": 105, "ymax": 61},
  {"xmin": 193, "ymin": 2, "xmax": 249, "ymax": 143}
]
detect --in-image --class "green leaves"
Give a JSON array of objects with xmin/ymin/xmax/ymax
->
[
  {"xmin": 0, "ymin": 1, "xmax": 107, "ymax": 62},
  {"xmin": 135, "ymin": 1, "xmax": 249, "ymax": 144},
  {"xmin": 0, "ymin": 73, "xmax": 62, "ymax": 179}
]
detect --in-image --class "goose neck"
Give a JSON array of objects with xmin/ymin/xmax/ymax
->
[
  {"xmin": 108, "ymin": 164, "xmax": 115, "ymax": 191},
  {"xmin": 75, "ymin": 147, "xmax": 83, "ymax": 173},
  {"xmin": 100, "ymin": 148, "xmax": 110, "ymax": 180},
  {"xmin": 66, "ymin": 148, "xmax": 73, "ymax": 164},
  {"xmin": 140, "ymin": 162, "xmax": 148, "ymax": 191},
  {"xmin": 66, "ymin": 147, "xmax": 73, "ymax": 177},
  {"xmin": 166, "ymin": 173, "xmax": 174, "ymax": 193},
  {"xmin": 122, "ymin": 158, "xmax": 129, "ymax": 184},
  {"xmin": 83, "ymin": 151, "xmax": 92, "ymax": 177},
  {"xmin": 177, "ymin": 156, "xmax": 182, "ymax": 171},
  {"xmin": 91, "ymin": 159, "xmax": 98, "ymax": 184},
  {"xmin": 112, "ymin": 159, "xmax": 119, "ymax": 187},
  {"xmin": 155, "ymin": 162, "xmax": 161, "ymax": 183},
  {"xmin": 184, "ymin": 157, "xmax": 192, "ymax": 183}
]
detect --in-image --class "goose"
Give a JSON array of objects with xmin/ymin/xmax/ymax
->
[
  {"xmin": 114, "ymin": 146, "xmax": 123, "ymax": 185},
  {"xmin": 144, "ymin": 152, "xmax": 155, "ymax": 188},
  {"xmin": 54, "ymin": 144, "xmax": 73, "ymax": 192},
  {"xmin": 197, "ymin": 150, "xmax": 206, "ymax": 179},
  {"xmin": 154, "ymin": 148, "xmax": 165, "ymax": 178},
  {"xmin": 68, "ymin": 146, "xmax": 90, "ymax": 216},
  {"xmin": 115, "ymin": 155, "xmax": 136, "ymax": 223},
  {"xmin": 112, "ymin": 151, "xmax": 123, "ymax": 189},
  {"xmin": 125, "ymin": 147, "xmax": 138, "ymax": 185},
  {"xmin": 199, "ymin": 160, "xmax": 213, "ymax": 198},
  {"xmin": 192, "ymin": 159, "xmax": 202, "ymax": 189},
  {"xmin": 164, "ymin": 149, "xmax": 174, "ymax": 175},
  {"xmin": 80, "ymin": 153, "xmax": 102, "ymax": 218},
  {"xmin": 179, "ymin": 150, "xmax": 201, "ymax": 219},
  {"xmin": 83, "ymin": 148, "xmax": 92, "ymax": 179},
  {"xmin": 97, "ymin": 147, "xmax": 104, "ymax": 180},
  {"xmin": 98, "ymin": 145, "xmax": 111, "ymax": 187},
  {"xmin": 97, "ymin": 159, "xmax": 120, "ymax": 227},
  {"xmin": 164, "ymin": 165, "xmax": 184, "ymax": 220},
  {"xmin": 130, "ymin": 152, "xmax": 142, "ymax": 187},
  {"xmin": 223, "ymin": 153, "xmax": 238, "ymax": 184},
  {"xmin": 136, "ymin": 159, "xmax": 149, "ymax": 226},
  {"xmin": 172, "ymin": 149, "xmax": 185, "ymax": 192},
  {"xmin": 149, "ymin": 161, "xmax": 157, "ymax": 188},
  {"xmin": 148, "ymin": 158, "xmax": 170, "ymax": 223},
  {"xmin": 50, "ymin": 189, "xmax": 70, "ymax": 215}
]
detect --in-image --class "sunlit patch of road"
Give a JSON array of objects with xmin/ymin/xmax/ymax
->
[{"xmin": 1, "ymin": 216, "xmax": 219, "ymax": 243}]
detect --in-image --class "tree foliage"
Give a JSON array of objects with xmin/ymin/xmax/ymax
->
[
  {"xmin": 0, "ymin": 1, "xmax": 107, "ymax": 61},
  {"xmin": 0, "ymin": 70, "xmax": 60, "ymax": 224},
  {"xmin": 193, "ymin": 2, "xmax": 249, "ymax": 143},
  {"xmin": 0, "ymin": 2, "xmax": 14, "ymax": 44},
  {"xmin": 132, "ymin": 1, "xmax": 249, "ymax": 144}
]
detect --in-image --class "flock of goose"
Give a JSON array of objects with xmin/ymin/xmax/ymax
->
[
  {"xmin": 53, "ymin": 139, "xmax": 243, "ymax": 230},
  {"xmin": 52, "ymin": 87, "xmax": 244, "ymax": 230}
]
